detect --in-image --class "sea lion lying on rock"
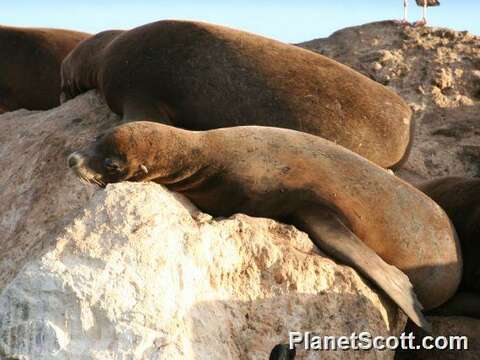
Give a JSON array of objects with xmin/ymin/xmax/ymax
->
[
  {"xmin": 0, "ymin": 25, "xmax": 89, "ymax": 112},
  {"xmin": 68, "ymin": 121, "xmax": 462, "ymax": 329},
  {"xmin": 61, "ymin": 20, "xmax": 413, "ymax": 169}
]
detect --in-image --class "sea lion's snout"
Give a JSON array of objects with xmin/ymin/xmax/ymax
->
[
  {"xmin": 67, "ymin": 152, "xmax": 83, "ymax": 168},
  {"xmin": 67, "ymin": 151, "xmax": 107, "ymax": 187}
]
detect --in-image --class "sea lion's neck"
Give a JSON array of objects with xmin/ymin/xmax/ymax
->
[
  {"xmin": 83, "ymin": 64, "xmax": 99, "ymax": 91},
  {"xmin": 64, "ymin": 52, "xmax": 101, "ymax": 96},
  {"xmin": 147, "ymin": 128, "xmax": 212, "ymax": 190},
  {"xmin": 75, "ymin": 32, "xmax": 118, "ymax": 91}
]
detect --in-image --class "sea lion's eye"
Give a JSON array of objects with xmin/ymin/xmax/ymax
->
[{"xmin": 104, "ymin": 158, "xmax": 121, "ymax": 171}]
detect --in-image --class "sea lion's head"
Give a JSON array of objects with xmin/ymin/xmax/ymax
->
[
  {"xmin": 60, "ymin": 30, "xmax": 123, "ymax": 103},
  {"xmin": 67, "ymin": 122, "xmax": 157, "ymax": 187}
]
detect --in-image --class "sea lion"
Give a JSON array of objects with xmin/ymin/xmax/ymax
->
[
  {"xmin": 419, "ymin": 177, "xmax": 480, "ymax": 318},
  {"xmin": 60, "ymin": 20, "xmax": 413, "ymax": 169},
  {"xmin": 67, "ymin": 121, "xmax": 462, "ymax": 329},
  {"xmin": 0, "ymin": 25, "xmax": 89, "ymax": 112}
]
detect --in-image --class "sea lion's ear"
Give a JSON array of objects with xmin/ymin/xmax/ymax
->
[{"xmin": 140, "ymin": 164, "xmax": 149, "ymax": 174}]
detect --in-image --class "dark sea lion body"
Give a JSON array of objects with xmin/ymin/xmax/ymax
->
[
  {"xmin": 61, "ymin": 20, "xmax": 413, "ymax": 168},
  {"xmin": 68, "ymin": 122, "xmax": 462, "ymax": 329},
  {"xmin": 420, "ymin": 177, "xmax": 480, "ymax": 318},
  {"xmin": 0, "ymin": 25, "xmax": 89, "ymax": 112}
]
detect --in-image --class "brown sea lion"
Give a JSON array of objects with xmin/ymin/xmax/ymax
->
[
  {"xmin": 60, "ymin": 20, "xmax": 413, "ymax": 169},
  {"xmin": 67, "ymin": 121, "xmax": 462, "ymax": 329},
  {"xmin": 0, "ymin": 25, "xmax": 90, "ymax": 113},
  {"xmin": 419, "ymin": 177, "xmax": 480, "ymax": 318}
]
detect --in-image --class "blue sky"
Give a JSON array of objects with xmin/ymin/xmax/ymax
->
[{"xmin": 2, "ymin": 1, "xmax": 479, "ymax": 43}]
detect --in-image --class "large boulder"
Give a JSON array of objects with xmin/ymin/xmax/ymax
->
[
  {"xmin": 0, "ymin": 92, "xmax": 404, "ymax": 359},
  {"xmin": 0, "ymin": 91, "xmax": 118, "ymax": 291}
]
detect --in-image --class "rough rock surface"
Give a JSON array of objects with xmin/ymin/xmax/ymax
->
[
  {"xmin": 300, "ymin": 21, "xmax": 480, "ymax": 183},
  {"xmin": 0, "ymin": 92, "xmax": 405, "ymax": 359},
  {"xmin": 397, "ymin": 316, "xmax": 480, "ymax": 360},
  {"xmin": 0, "ymin": 92, "xmax": 119, "ymax": 291},
  {"xmin": 422, "ymin": 316, "xmax": 480, "ymax": 359}
]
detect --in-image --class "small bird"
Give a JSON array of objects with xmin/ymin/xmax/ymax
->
[{"xmin": 398, "ymin": 0, "xmax": 441, "ymax": 26}]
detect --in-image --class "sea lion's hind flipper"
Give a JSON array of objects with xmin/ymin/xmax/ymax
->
[{"xmin": 291, "ymin": 205, "xmax": 431, "ymax": 332}]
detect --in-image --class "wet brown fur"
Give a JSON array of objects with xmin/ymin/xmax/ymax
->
[
  {"xmin": 0, "ymin": 25, "xmax": 90, "ymax": 112},
  {"xmin": 61, "ymin": 20, "xmax": 413, "ymax": 168}
]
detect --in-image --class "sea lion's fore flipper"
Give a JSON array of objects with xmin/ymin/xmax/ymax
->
[
  {"xmin": 427, "ymin": 292, "xmax": 480, "ymax": 318},
  {"xmin": 291, "ymin": 205, "xmax": 431, "ymax": 331}
]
